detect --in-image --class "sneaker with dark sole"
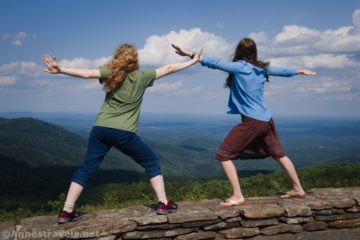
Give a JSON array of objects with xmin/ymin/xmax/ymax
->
[
  {"xmin": 57, "ymin": 210, "xmax": 82, "ymax": 224},
  {"xmin": 157, "ymin": 198, "xmax": 178, "ymax": 215}
]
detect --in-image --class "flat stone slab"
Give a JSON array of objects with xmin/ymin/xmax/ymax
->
[
  {"xmin": 247, "ymin": 228, "xmax": 360, "ymax": 240},
  {"xmin": 167, "ymin": 208, "xmax": 218, "ymax": 223},
  {"xmin": 239, "ymin": 204, "xmax": 284, "ymax": 219}
]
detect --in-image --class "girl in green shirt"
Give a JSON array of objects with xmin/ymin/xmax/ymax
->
[{"xmin": 43, "ymin": 44, "xmax": 201, "ymax": 223}]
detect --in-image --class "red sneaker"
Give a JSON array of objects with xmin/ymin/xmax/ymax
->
[
  {"xmin": 57, "ymin": 210, "xmax": 82, "ymax": 224},
  {"xmin": 156, "ymin": 198, "xmax": 178, "ymax": 215}
]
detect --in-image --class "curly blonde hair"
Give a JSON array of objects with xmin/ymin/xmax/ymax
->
[{"xmin": 104, "ymin": 43, "xmax": 139, "ymax": 92}]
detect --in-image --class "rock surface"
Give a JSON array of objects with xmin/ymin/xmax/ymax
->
[{"xmin": 10, "ymin": 187, "xmax": 360, "ymax": 239}]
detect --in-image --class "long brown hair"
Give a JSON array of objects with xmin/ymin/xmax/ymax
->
[
  {"xmin": 103, "ymin": 43, "xmax": 139, "ymax": 92},
  {"xmin": 225, "ymin": 38, "xmax": 269, "ymax": 88}
]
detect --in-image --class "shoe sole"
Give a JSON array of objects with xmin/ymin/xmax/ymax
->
[
  {"xmin": 156, "ymin": 209, "xmax": 177, "ymax": 215},
  {"xmin": 58, "ymin": 216, "xmax": 81, "ymax": 224}
]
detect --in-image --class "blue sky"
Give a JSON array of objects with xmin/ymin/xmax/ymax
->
[{"xmin": 0, "ymin": 0, "xmax": 359, "ymax": 118}]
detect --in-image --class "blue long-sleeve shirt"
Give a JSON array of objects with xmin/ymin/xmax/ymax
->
[{"xmin": 200, "ymin": 56, "xmax": 298, "ymax": 121}]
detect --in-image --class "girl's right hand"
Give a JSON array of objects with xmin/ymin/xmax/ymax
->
[
  {"xmin": 171, "ymin": 44, "xmax": 193, "ymax": 57},
  {"xmin": 43, "ymin": 54, "xmax": 61, "ymax": 74}
]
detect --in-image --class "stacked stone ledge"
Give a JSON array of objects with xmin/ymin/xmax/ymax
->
[{"xmin": 14, "ymin": 187, "xmax": 360, "ymax": 240}]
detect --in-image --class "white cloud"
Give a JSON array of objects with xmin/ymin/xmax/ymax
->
[
  {"xmin": 352, "ymin": 8, "xmax": 360, "ymax": 32},
  {"xmin": 274, "ymin": 25, "xmax": 320, "ymax": 46},
  {"xmin": 268, "ymin": 24, "xmax": 360, "ymax": 56},
  {"xmin": 148, "ymin": 80, "xmax": 183, "ymax": 93},
  {"xmin": 148, "ymin": 79, "xmax": 203, "ymax": 96},
  {"xmin": 246, "ymin": 8, "xmax": 360, "ymax": 70},
  {"xmin": 294, "ymin": 77, "xmax": 352, "ymax": 94},
  {"xmin": 59, "ymin": 57, "xmax": 110, "ymax": 69},
  {"xmin": 138, "ymin": 28, "xmax": 232, "ymax": 65},
  {"xmin": 0, "ymin": 61, "xmax": 41, "ymax": 76},
  {"xmin": 269, "ymin": 54, "xmax": 360, "ymax": 69},
  {"xmin": 0, "ymin": 76, "xmax": 18, "ymax": 85},
  {"xmin": 2, "ymin": 32, "xmax": 36, "ymax": 47},
  {"xmin": 265, "ymin": 76, "xmax": 353, "ymax": 96}
]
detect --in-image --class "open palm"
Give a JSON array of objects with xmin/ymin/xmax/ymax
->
[{"xmin": 43, "ymin": 54, "xmax": 61, "ymax": 74}]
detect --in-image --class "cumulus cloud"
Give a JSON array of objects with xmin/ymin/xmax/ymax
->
[
  {"xmin": 294, "ymin": 77, "xmax": 352, "ymax": 94},
  {"xmin": 352, "ymin": 8, "xmax": 360, "ymax": 32},
  {"xmin": 0, "ymin": 76, "xmax": 18, "ymax": 85},
  {"xmin": 147, "ymin": 80, "xmax": 183, "ymax": 93},
  {"xmin": 265, "ymin": 76, "xmax": 353, "ymax": 97},
  {"xmin": 248, "ymin": 8, "xmax": 360, "ymax": 69},
  {"xmin": 0, "ymin": 61, "xmax": 41, "ymax": 76},
  {"xmin": 59, "ymin": 57, "xmax": 110, "ymax": 69},
  {"xmin": 138, "ymin": 28, "xmax": 232, "ymax": 65},
  {"xmin": 274, "ymin": 25, "xmax": 320, "ymax": 46},
  {"xmin": 266, "ymin": 25, "xmax": 360, "ymax": 56},
  {"xmin": 148, "ymin": 79, "xmax": 203, "ymax": 96},
  {"xmin": 2, "ymin": 32, "xmax": 37, "ymax": 47},
  {"xmin": 269, "ymin": 54, "xmax": 360, "ymax": 69}
]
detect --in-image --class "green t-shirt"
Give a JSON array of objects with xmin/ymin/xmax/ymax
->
[{"xmin": 95, "ymin": 67, "xmax": 156, "ymax": 132}]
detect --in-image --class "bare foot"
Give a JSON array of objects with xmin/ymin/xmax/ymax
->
[
  {"xmin": 220, "ymin": 197, "xmax": 246, "ymax": 207},
  {"xmin": 280, "ymin": 189, "xmax": 306, "ymax": 199}
]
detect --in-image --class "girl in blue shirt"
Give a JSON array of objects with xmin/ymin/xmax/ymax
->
[{"xmin": 173, "ymin": 38, "xmax": 317, "ymax": 206}]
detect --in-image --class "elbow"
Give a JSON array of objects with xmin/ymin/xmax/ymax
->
[{"xmin": 82, "ymin": 73, "xmax": 92, "ymax": 79}]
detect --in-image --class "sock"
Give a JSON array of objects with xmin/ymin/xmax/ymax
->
[
  {"xmin": 158, "ymin": 193, "xmax": 168, "ymax": 205},
  {"xmin": 150, "ymin": 175, "xmax": 168, "ymax": 205},
  {"xmin": 63, "ymin": 202, "xmax": 75, "ymax": 213}
]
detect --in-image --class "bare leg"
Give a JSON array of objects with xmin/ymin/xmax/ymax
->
[
  {"xmin": 220, "ymin": 160, "xmax": 246, "ymax": 206},
  {"xmin": 150, "ymin": 175, "xmax": 167, "ymax": 203},
  {"xmin": 63, "ymin": 182, "xmax": 84, "ymax": 212},
  {"xmin": 274, "ymin": 156, "xmax": 305, "ymax": 198}
]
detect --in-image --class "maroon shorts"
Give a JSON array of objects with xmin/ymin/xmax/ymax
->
[{"xmin": 216, "ymin": 115, "xmax": 285, "ymax": 161}]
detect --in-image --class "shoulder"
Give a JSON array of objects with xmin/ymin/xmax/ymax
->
[
  {"xmin": 235, "ymin": 60, "xmax": 254, "ymax": 74},
  {"xmin": 132, "ymin": 69, "xmax": 156, "ymax": 79},
  {"xmin": 99, "ymin": 66, "xmax": 112, "ymax": 83}
]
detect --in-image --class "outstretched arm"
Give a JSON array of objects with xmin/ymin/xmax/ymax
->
[
  {"xmin": 155, "ymin": 49, "xmax": 202, "ymax": 80},
  {"xmin": 172, "ymin": 44, "xmax": 245, "ymax": 73},
  {"xmin": 42, "ymin": 54, "xmax": 100, "ymax": 79},
  {"xmin": 266, "ymin": 66, "xmax": 317, "ymax": 77}
]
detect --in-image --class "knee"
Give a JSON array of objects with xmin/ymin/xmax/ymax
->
[
  {"xmin": 146, "ymin": 163, "xmax": 162, "ymax": 178},
  {"xmin": 273, "ymin": 155, "xmax": 287, "ymax": 162},
  {"xmin": 139, "ymin": 157, "xmax": 162, "ymax": 178},
  {"xmin": 71, "ymin": 171, "xmax": 88, "ymax": 188}
]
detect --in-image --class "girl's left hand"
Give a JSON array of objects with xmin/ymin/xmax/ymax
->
[
  {"xmin": 298, "ymin": 68, "xmax": 317, "ymax": 76},
  {"xmin": 193, "ymin": 49, "xmax": 203, "ymax": 62}
]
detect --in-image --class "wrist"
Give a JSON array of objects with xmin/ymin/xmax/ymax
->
[
  {"xmin": 297, "ymin": 68, "xmax": 303, "ymax": 75},
  {"xmin": 190, "ymin": 52, "xmax": 196, "ymax": 59}
]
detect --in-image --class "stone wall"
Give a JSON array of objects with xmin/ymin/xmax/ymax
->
[{"xmin": 13, "ymin": 187, "xmax": 360, "ymax": 240}]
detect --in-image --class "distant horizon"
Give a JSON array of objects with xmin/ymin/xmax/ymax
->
[{"xmin": 1, "ymin": 111, "xmax": 360, "ymax": 121}]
